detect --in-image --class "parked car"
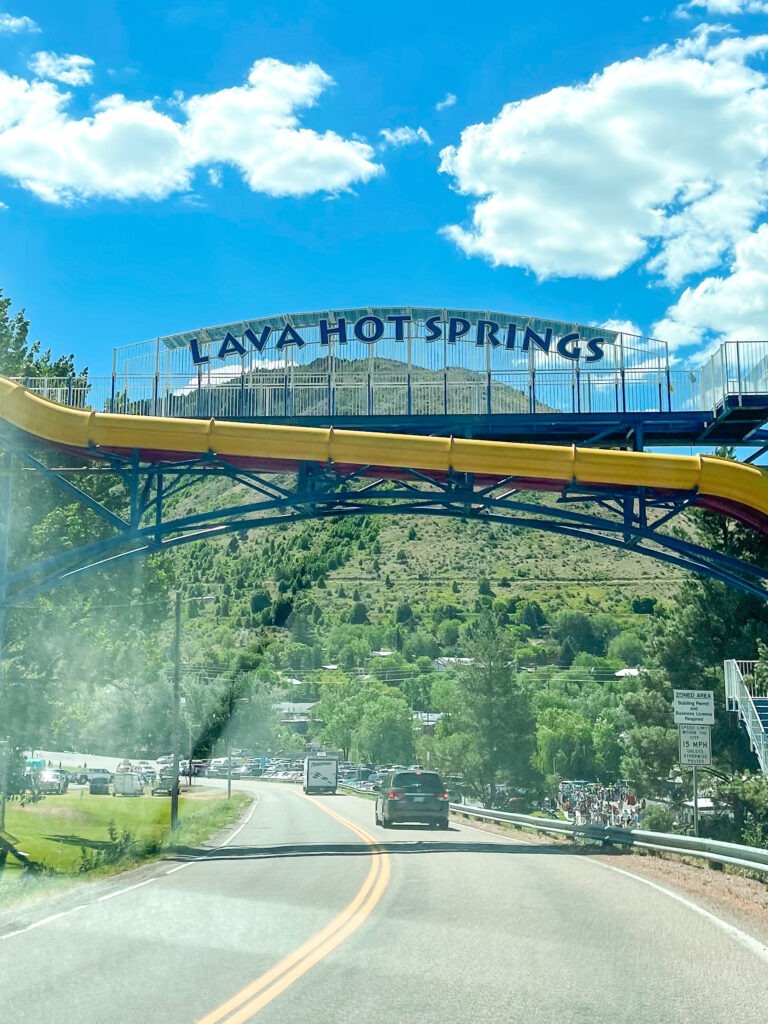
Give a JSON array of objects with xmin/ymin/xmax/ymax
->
[
  {"xmin": 68, "ymin": 769, "xmax": 90, "ymax": 785},
  {"xmin": 115, "ymin": 760, "xmax": 133, "ymax": 773},
  {"xmin": 135, "ymin": 761, "xmax": 155, "ymax": 782},
  {"xmin": 89, "ymin": 771, "xmax": 112, "ymax": 795},
  {"xmin": 39, "ymin": 769, "xmax": 69, "ymax": 794},
  {"xmin": 152, "ymin": 767, "xmax": 177, "ymax": 796},
  {"xmin": 156, "ymin": 754, "xmax": 173, "ymax": 765},
  {"xmin": 375, "ymin": 770, "xmax": 449, "ymax": 829}
]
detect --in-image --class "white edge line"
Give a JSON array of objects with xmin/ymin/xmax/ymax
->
[
  {"xmin": 0, "ymin": 790, "xmax": 260, "ymax": 940},
  {"xmin": 455, "ymin": 813, "xmax": 768, "ymax": 964},
  {"xmin": 166, "ymin": 862, "xmax": 192, "ymax": 874},
  {"xmin": 98, "ymin": 876, "xmax": 157, "ymax": 902},
  {"xmin": 214, "ymin": 793, "xmax": 258, "ymax": 849},
  {"xmin": 0, "ymin": 906, "xmax": 86, "ymax": 941},
  {"xmin": 583, "ymin": 857, "xmax": 768, "ymax": 964}
]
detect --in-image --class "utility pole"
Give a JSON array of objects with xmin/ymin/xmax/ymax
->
[
  {"xmin": 227, "ymin": 683, "xmax": 233, "ymax": 801},
  {"xmin": 0, "ymin": 452, "xmax": 13, "ymax": 833},
  {"xmin": 171, "ymin": 591, "xmax": 181, "ymax": 829},
  {"xmin": 692, "ymin": 766, "xmax": 699, "ymax": 838}
]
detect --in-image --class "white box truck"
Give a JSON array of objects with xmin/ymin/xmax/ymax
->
[
  {"xmin": 113, "ymin": 771, "xmax": 144, "ymax": 797},
  {"xmin": 303, "ymin": 756, "xmax": 338, "ymax": 795}
]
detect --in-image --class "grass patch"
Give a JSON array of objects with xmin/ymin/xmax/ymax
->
[{"xmin": 0, "ymin": 788, "xmax": 251, "ymax": 907}]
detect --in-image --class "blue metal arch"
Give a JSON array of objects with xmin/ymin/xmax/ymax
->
[{"xmin": 2, "ymin": 424, "xmax": 768, "ymax": 608}]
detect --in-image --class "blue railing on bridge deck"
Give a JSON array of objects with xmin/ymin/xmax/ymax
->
[
  {"xmin": 10, "ymin": 339, "xmax": 768, "ymax": 423},
  {"xmin": 7, "ymin": 366, "xmax": 700, "ymax": 421}
]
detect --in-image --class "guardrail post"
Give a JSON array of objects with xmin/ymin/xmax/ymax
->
[
  {"xmin": 152, "ymin": 373, "xmax": 159, "ymax": 416},
  {"xmin": 407, "ymin": 373, "xmax": 412, "ymax": 415},
  {"xmin": 368, "ymin": 373, "xmax": 373, "ymax": 415}
]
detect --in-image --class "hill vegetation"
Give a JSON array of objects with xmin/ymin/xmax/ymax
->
[{"xmin": 3, "ymin": 288, "xmax": 768, "ymax": 845}]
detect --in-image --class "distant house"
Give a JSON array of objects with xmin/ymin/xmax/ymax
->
[
  {"xmin": 273, "ymin": 701, "xmax": 317, "ymax": 735},
  {"xmin": 433, "ymin": 657, "xmax": 475, "ymax": 671},
  {"xmin": 413, "ymin": 711, "xmax": 443, "ymax": 735}
]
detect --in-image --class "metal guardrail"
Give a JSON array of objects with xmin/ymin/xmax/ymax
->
[
  {"xmin": 451, "ymin": 803, "xmax": 768, "ymax": 875},
  {"xmin": 250, "ymin": 781, "xmax": 768, "ymax": 875}
]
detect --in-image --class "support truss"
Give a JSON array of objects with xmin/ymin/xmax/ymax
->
[{"xmin": 2, "ymin": 423, "xmax": 768, "ymax": 606}]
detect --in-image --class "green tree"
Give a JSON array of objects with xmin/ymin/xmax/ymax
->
[
  {"xmin": 519, "ymin": 600, "xmax": 545, "ymax": 636},
  {"xmin": 534, "ymin": 708, "xmax": 594, "ymax": 780},
  {"xmin": 620, "ymin": 725, "xmax": 678, "ymax": 795},
  {"xmin": 0, "ymin": 289, "xmax": 84, "ymax": 378},
  {"xmin": 349, "ymin": 601, "xmax": 369, "ymax": 625},
  {"xmin": 607, "ymin": 632, "xmax": 645, "ymax": 667},
  {"xmin": 351, "ymin": 691, "xmax": 414, "ymax": 764},
  {"xmin": 436, "ymin": 613, "xmax": 540, "ymax": 804}
]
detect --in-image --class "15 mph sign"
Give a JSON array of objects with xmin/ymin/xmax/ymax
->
[
  {"xmin": 673, "ymin": 690, "xmax": 715, "ymax": 725},
  {"xmin": 679, "ymin": 724, "xmax": 712, "ymax": 766}
]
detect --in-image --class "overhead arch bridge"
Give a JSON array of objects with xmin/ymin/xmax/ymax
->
[{"xmin": 3, "ymin": 366, "xmax": 768, "ymax": 610}]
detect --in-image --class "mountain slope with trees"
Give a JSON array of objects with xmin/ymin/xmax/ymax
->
[{"xmin": 3, "ymin": 288, "xmax": 768, "ymax": 843}]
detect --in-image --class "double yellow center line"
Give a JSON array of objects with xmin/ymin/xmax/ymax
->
[{"xmin": 195, "ymin": 796, "xmax": 390, "ymax": 1024}]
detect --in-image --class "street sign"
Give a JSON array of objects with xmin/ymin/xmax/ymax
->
[
  {"xmin": 679, "ymin": 724, "xmax": 712, "ymax": 766},
  {"xmin": 673, "ymin": 689, "xmax": 715, "ymax": 725}
]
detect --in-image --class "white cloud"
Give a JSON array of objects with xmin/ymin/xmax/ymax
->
[
  {"xmin": 678, "ymin": 1, "xmax": 768, "ymax": 14},
  {"xmin": 601, "ymin": 318, "xmax": 644, "ymax": 338},
  {"xmin": 436, "ymin": 92, "xmax": 457, "ymax": 111},
  {"xmin": 0, "ymin": 12, "xmax": 39, "ymax": 33},
  {"xmin": 654, "ymin": 224, "xmax": 768, "ymax": 347},
  {"xmin": 439, "ymin": 29, "xmax": 768, "ymax": 286},
  {"xmin": 28, "ymin": 52, "xmax": 95, "ymax": 87},
  {"xmin": 379, "ymin": 125, "xmax": 432, "ymax": 148},
  {"xmin": 0, "ymin": 58, "xmax": 382, "ymax": 204},
  {"xmin": 207, "ymin": 166, "xmax": 222, "ymax": 187}
]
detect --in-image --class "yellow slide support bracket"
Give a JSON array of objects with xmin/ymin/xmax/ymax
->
[{"xmin": 2, "ymin": 375, "xmax": 768, "ymax": 532}]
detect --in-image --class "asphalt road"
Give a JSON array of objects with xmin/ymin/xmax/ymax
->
[{"xmin": 1, "ymin": 781, "xmax": 767, "ymax": 1024}]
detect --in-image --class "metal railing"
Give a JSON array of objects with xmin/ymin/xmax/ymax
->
[
  {"xmin": 7, "ymin": 366, "xmax": 714, "ymax": 422},
  {"xmin": 724, "ymin": 659, "xmax": 767, "ymax": 773},
  {"xmin": 451, "ymin": 803, "xmax": 768, "ymax": 874}
]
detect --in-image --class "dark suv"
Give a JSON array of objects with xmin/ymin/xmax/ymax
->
[{"xmin": 375, "ymin": 770, "xmax": 449, "ymax": 829}]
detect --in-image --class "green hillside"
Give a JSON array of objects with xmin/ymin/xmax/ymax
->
[{"xmin": 4, "ymin": 283, "xmax": 768, "ymax": 843}]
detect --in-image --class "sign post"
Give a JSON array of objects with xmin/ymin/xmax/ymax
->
[{"xmin": 673, "ymin": 691, "xmax": 714, "ymax": 837}]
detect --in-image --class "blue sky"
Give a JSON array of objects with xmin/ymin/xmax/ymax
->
[{"xmin": 3, "ymin": 1, "xmax": 768, "ymax": 373}]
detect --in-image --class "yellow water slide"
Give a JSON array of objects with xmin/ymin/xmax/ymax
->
[{"xmin": 3, "ymin": 375, "xmax": 768, "ymax": 533}]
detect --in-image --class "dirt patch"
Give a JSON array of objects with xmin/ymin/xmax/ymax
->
[{"xmin": 179, "ymin": 786, "xmax": 220, "ymax": 801}]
